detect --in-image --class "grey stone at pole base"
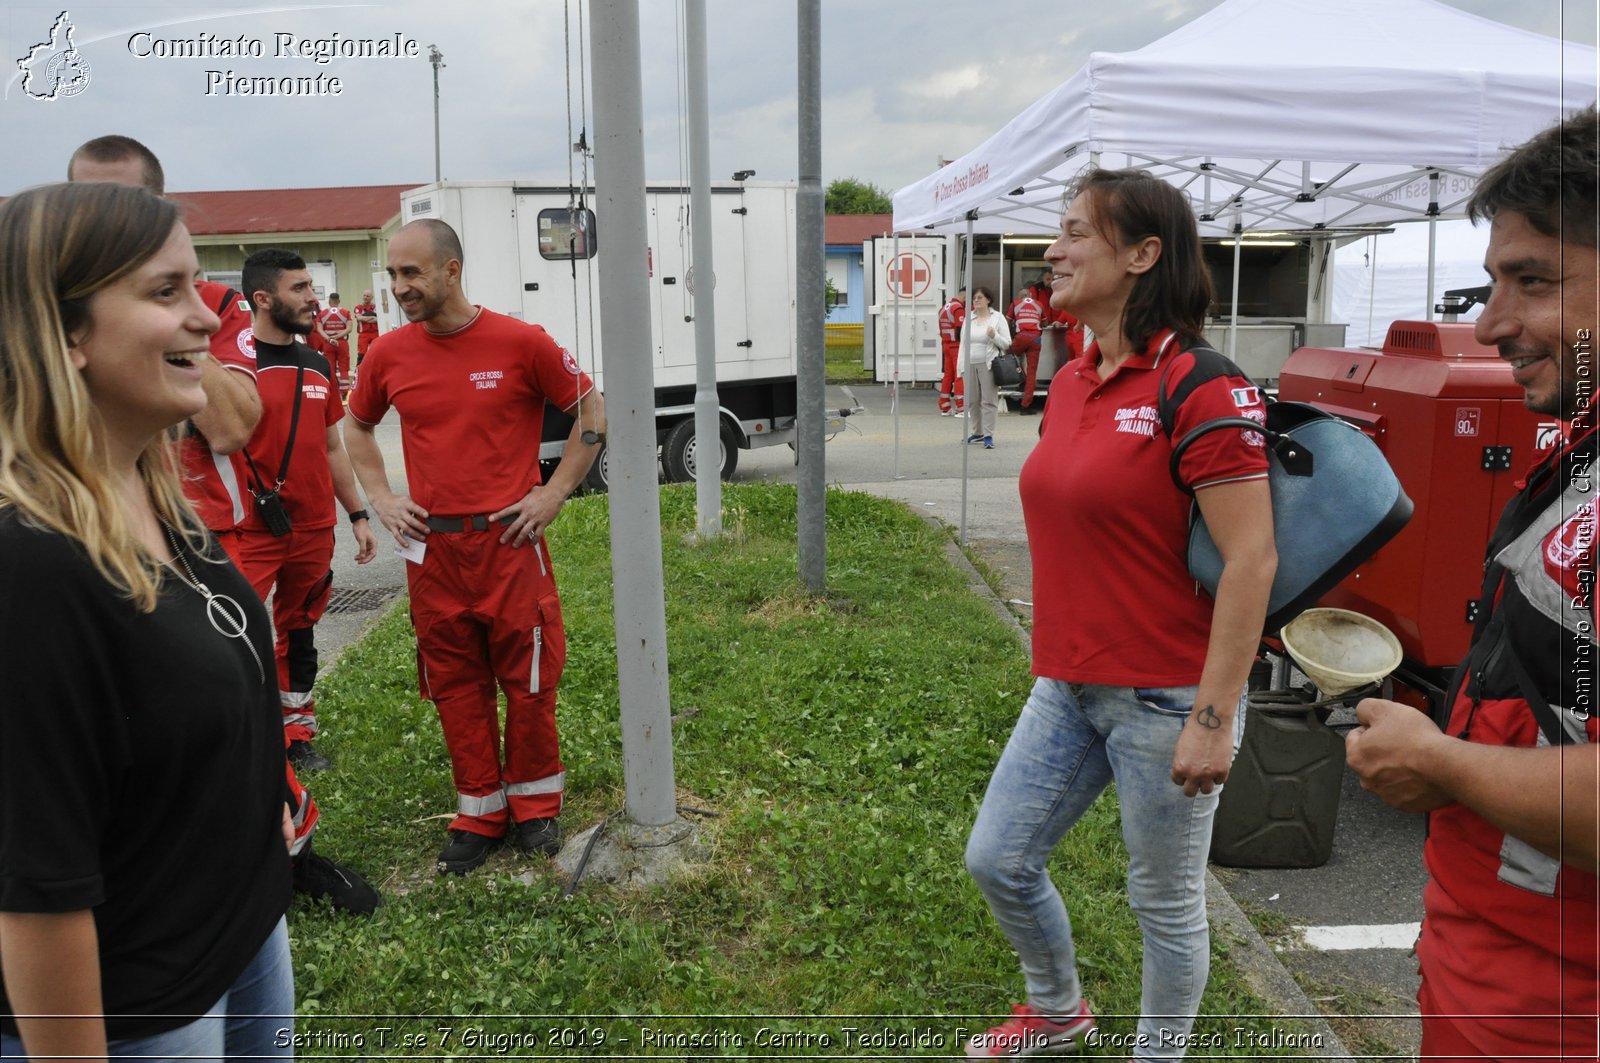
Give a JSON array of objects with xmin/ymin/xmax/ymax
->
[{"xmin": 550, "ymin": 817, "xmax": 708, "ymax": 892}]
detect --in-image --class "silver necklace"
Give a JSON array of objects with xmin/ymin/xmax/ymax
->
[{"xmin": 161, "ymin": 524, "xmax": 266, "ymax": 686}]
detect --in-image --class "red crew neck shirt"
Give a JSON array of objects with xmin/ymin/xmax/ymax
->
[
  {"xmin": 185, "ymin": 281, "xmax": 256, "ymax": 530},
  {"xmin": 347, "ymin": 308, "xmax": 593, "ymax": 514},
  {"xmin": 235, "ymin": 338, "xmax": 343, "ymax": 532},
  {"xmin": 1019, "ymin": 329, "xmax": 1268, "ymax": 686}
]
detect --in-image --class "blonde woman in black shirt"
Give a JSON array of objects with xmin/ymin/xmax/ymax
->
[{"xmin": 0, "ymin": 182, "xmax": 295, "ymax": 1061}]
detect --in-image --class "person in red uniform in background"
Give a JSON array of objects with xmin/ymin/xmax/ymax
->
[
  {"xmin": 938, "ymin": 288, "xmax": 967, "ymax": 415},
  {"xmin": 67, "ymin": 137, "xmax": 260, "ymax": 550},
  {"xmin": 1037, "ymin": 270, "xmax": 1085, "ymax": 425},
  {"xmin": 315, "ymin": 292, "xmax": 355, "ymax": 395},
  {"xmin": 1347, "ymin": 106, "xmax": 1598, "ymax": 1062},
  {"xmin": 235, "ymin": 250, "xmax": 379, "ymax": 775},
  {"xmin": 1039, "ymin": 269, "xmax": 1086, "ymax": 359},
  {"xmin": 353, "ymin": 289, "xmax": 380, "ymax": 371},
  {"xmin": 67, "ymin": 135, "xmax": 377, "ymax": 915},
  {"xmin": 1008, "ymin": 283, "xmax": 1045, "ymax": 413},
  {"xmin": 345, "ymin": 219, "xmax": 605, "ymax": 875}
]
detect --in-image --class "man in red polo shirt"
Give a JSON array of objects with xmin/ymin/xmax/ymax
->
[
  {"xmin": 353, "ymin": 289, "xmax": 380, "ymax": 371},
  {"xmin": 316, "ymin": 292, "xmax": 355, "ymax": 394},
  {"xmin": 235, "ymin": 250, "xmax": 378, "ymax": 774},
  {"xmin": 345, "ymin": 218, "xmax": 604, "ymax": 875},
  {"xmin": 1009, "ymin": 283, "xmax": 1046, "ymax": 413}
]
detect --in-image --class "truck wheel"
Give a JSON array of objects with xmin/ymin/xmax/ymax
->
[
  {"xmin": 662, "ymin": 417, "xmax": 737, "ymax": 483},
  {"xmin": 582, "ymin": 441, "xmax": 610, "ymax": 494}
]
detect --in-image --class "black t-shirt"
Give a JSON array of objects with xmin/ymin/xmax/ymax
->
[{"xmin": 0, "ymin": 514, "xmax": 291, "ymax": 1039}]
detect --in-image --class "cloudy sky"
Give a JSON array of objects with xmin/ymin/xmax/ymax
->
[{"xmin": 1, "ymin": 0, "xmax": 1594, "ymax": 198}]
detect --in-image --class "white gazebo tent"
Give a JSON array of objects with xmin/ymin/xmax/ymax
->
[
  {"xmin": 894, "ymin": 0, "xmax": 1597, "ymax": 241},
  {"xmin": 893, "ymin": 0, "xmax": 1596, "ymax": 542}
]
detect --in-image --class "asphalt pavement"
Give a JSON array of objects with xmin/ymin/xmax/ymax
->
[{"xmin": 317, "ymin": 381, "xmax": 1424, "ymax": 1057}]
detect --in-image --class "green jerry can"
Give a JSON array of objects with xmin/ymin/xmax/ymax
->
[{"xmin": 1209, "ymin": 690, "xmax": 1346, "ymax": 869}]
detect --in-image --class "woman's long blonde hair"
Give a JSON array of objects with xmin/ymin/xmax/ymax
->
[{"xmin": 0, "ymin": 182, "xmax": 208, "ymax": 611}]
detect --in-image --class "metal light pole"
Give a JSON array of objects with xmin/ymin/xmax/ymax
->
[
  {"xmin": 686, "ymin": 0, "xmax": 722, "ymax": 539},
  {"xmin": 429, "ymin": 45, "xmax": 445, "ymax": 183},
  {"xmin": 590, "ymin": 0, "xmax": 677, "ymax": 828},
  {"xmin": 796, "ymin": 0, "xmax": 825, "ymax": 592}
]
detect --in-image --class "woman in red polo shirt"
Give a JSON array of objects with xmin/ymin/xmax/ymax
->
[{"xmin": 963, "ymin": 169, "xmax": 1276, "ymax": 1060}]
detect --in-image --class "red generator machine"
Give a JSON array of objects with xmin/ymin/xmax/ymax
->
[{"xmin": 1277, "ymin": 319, "xmax": 1559, "ymax": 711}]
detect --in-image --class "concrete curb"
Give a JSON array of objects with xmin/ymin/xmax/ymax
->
[{"xmin": 929, "ymin": 519, "xmax": 1355, "ymax": 1060}]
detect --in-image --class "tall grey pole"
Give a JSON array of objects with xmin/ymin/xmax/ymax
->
[
  {"xmin": 796, "ymin": 0, "xmax": 825, "ymax": 592},
  {"xmin": 891, "ymin": 231, "xmax": 901, "ymax": 481},
  {"xmin": 685, "ymin": 0, "xmax": 722, "ymax": 539},
  {"xmin": 590, "ymin": 0, "xmax": 677, "ymax": 827},
  {"xmin": 958, "ymin": 221, "xmax": 975, "ymax": 546},
  {"xmin": 1425, "ymin": 172, "xmax": 1442, "ymax": 321},
  {"xmin": 1228, "ymin": 205, "xmax": 1243, "ymax": 362},
  {"xmin": 428, "ymin": 45, "xmax": 444, "ymax": 183}
]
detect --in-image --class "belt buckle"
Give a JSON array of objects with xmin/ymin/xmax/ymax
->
[{"xmin": 469, "ymin": 514, "xmax": 489, "ymax": 532}]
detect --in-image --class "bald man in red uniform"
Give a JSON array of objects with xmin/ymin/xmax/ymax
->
[{"xmin": 345, "ymin": 218, "xmax": 604, "ymax": 875}]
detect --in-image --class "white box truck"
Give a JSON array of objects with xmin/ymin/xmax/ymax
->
[{"xmin": 398, "ymin": 179, "xmax": 846, "ymax": 489}]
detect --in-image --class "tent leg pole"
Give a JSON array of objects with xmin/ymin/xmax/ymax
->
[
  {"xmin": 1228, "ymin": 208, "xmax": 1242, "ymax": 363},
  {"xmin": 959, "ymin": 221, "xmax": 975, "ymax": 548}
]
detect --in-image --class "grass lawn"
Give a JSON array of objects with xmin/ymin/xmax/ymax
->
[
  {"xmin": 825, "ymin": 344, "xmax": 873, "ymax": 382},
  {"xmin": 294, "ymin": 484, "xmax": 1319, "ymax": 1055}
]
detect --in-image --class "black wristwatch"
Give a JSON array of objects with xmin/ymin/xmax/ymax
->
[{"xmin": 348, "ymin": 509, "xmax": 369, "ymax": 524}]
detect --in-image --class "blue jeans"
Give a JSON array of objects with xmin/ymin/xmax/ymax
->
[
  {"xmin": 2, "ymin": 917, "xmax": 293, "ymax": 1062},
  {"xmin": 966, "ymin": 679, "xmax": 1245, "ymax": 1061}
]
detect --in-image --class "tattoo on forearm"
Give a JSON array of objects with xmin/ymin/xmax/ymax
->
[{"xmin": 1194, "ymin": 705, "xmax": 1222, "ymax": 730}]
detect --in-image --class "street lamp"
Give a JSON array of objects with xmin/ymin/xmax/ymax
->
[{"xmin": 428, "ymin": 44, "xmax": 445, "ymax": 183}]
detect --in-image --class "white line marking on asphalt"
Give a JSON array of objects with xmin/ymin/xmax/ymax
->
[{"xmin": 1296, "ymin": 923, "xmax": 1421, "ymax": 951}]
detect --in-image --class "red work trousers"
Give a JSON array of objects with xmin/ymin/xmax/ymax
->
[
  {"xmin": 1013, "ymin": 329, "xmax": 1042, "ymax": 407},
  {"xmin": 209, "ymin": 528, "xmax": 321, "ymax": 851},
  {"xmin": 328, "ymin": 338, "xmax": 351, "ymax": 385},
  {"xmin": 1417, "ymin": 967, "xmax": 1596, "ymax": 1061},
  {"xmin": 407, "ymin": 528, "xmax": 567, "ymax": 837},
  {"xmin": 206, "ymin": 526, "xmax": 318, "ymax": 850},
  {"xmin": 215, "ymin": 527, "xmax": 243, "ymax": 567},
  {"xmin": 286, "ymin": 760, "xmax": 319, "ymax": 855},
  {"xmin": 238, "ymin": 525, "xmax": 335, "ymax": 744},
  {"xmin": 939, "ymin": 342, "xmax": 966, "ymax": 412}
]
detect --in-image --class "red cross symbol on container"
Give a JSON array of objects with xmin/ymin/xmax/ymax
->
[{"xmin": 886, "ymin": 252, "xmax": 932, "ymax": 299}]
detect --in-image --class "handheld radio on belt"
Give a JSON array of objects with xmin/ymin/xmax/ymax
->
[{"xmin": 240, "ymin": 362, "xmax": 306, "ymax": 537}]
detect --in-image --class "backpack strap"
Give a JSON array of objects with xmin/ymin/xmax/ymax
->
[
  {"xmin": 1155, "ymin": 340, "xmax": 1272, "ymax": 494},
  {"xmin": 1155, "ymin": 340, "xmax": 1249, "ymax": 439}
]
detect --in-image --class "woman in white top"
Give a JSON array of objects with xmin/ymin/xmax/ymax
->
[{"xmin": 962, "ymin": 286, "xmax": 1011, "ymax": 448}]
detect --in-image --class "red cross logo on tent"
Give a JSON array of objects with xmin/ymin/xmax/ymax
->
[{"xmin": 886, "ymin": 253, "xmax": 932, "ymax": 299}]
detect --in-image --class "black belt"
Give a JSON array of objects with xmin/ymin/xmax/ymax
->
[{"xmin": 424, "ymin": 514, "xmax": 516, "ymax": 533}]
